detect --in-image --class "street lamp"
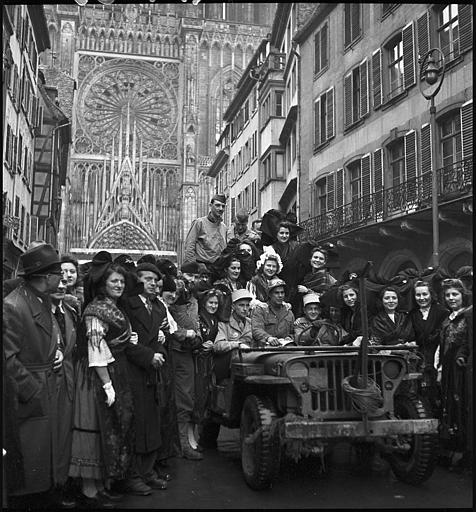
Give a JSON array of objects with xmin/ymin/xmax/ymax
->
[{"xmin": 419, "ymin": 48, "xmax": 445, "ymax": 268}]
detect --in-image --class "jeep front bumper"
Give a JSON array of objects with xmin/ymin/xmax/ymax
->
[{"xmin": 282, "ymin": 418, "xmax": 438, "ymax": 439}]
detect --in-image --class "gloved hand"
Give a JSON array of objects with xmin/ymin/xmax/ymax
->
[{"xmin": 103, "ymin": 381, "xmax": 116, "ymax": 407}]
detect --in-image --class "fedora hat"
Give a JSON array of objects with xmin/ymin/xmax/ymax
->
[{"xmin": 18, "ymin": 243, "xmax": 61, "ymax": 276}]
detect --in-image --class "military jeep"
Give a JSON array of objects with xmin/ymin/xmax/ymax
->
[{"xmin": 208, "ymin": 339, "xmax": 438, "ymax": 490}]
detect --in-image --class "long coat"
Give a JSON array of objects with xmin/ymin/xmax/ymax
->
[
  {"xmin": 55, "ymin": 302, "xmax": 78, "ymax": 484},
  {"xmin": 122, "ymin": 295, "xmax": 167, "ymax": 454},
  {"xmin": 3, "ymin": 283, "xmax": 59, "ymax": 495}
]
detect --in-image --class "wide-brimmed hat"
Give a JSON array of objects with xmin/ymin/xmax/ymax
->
[
  {"xmin": 18, "ymin": 243, "xmax": 61, "ymax": 276},
  {"xmin": 231, "ymin": 289, "xmax": 253, "ymax": 303},
  {"xmin": 267, "ymin": 278, "xmax": 287, "ymax": 293}
]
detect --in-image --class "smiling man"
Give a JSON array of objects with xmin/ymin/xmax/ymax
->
[
  {"xmin": 183, "ymin": 194, "xmax": 228, "ymax": 265},
  {"xmin": 251, "ymin": 278, "xmax": 295, "ymax": 347}
]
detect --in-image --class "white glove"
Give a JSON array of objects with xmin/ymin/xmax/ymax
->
[
  {"xmin": 158, "ymin": 330, "xmax": 166, "ymax": 344},
  {"xmin": 352, "ymin": 336, "xmax": 363, "ymax": 347},
  {"xmin": 103, "ymin": 381, "xmax": 116, "ymax": 407}
]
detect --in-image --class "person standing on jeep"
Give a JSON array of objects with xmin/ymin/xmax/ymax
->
[
  {"xmin": 183, "ymin": 194, "xmax": 228, "ymax": 266},
  {"xmin": 251, "ymin": 278, "xmax": 295, "ymax": 347}
]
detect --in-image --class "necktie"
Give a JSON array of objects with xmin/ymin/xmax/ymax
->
[
  {"xmin": 145, "ymin": 297, "xmax": 153, "ymax": 315},
  {"xmin": 54, "ymin": 307, "xmax": 66, "ymax": 348}
]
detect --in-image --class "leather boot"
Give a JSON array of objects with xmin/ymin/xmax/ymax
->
[{"xmin": 178, "ymin": 423, "xmax": 203, "ymax": 460}]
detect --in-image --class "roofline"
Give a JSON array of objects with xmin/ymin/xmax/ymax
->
[
  {"xmin": 28, "ymin": 5, "xmax": 50, "ymax": 52},
  {"xmin": 293, "ymin": 3, "xmax": 337, "ymax": 45},
  {"xmin": 270, "ymin": 3, "xmax": 292, "ymax": 48}
]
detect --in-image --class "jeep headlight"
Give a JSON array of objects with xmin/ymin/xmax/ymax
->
[
  {"xmin": 287, "ymin": 362, "xmax": 309, "ymax": 379},
  {"xmin": 383, "ymin": 359, "xmax": 403, "ymax": 379}
]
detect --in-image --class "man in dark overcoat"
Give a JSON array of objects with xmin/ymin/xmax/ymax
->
[
  {"xmin": 122, "ymin": 263, "xmax": 169, "ymax": 496},
  {"xmin": 3, "ymin": 244, "xmax": 64, "ymax": 502}
]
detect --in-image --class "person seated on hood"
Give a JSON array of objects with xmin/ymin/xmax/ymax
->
[{"xmin": 251, "ymin": 278, "xmax": 295, "ymax": 347}]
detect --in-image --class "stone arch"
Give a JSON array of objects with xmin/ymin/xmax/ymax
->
[
  {"xmin": 154, "ymin": 34, "xmax": 161, "ymax": 55},
  {"xmin": 439, "ymin": 237, "xmax": 472, "ymax": 275},
  {"xmin": 378, "ymin": 249, "xmax": 422, "ymax": 279},
  {"xmin": 136, "ymin": 33, "xmax": 143, "ymax": 54},
  {"xmin": 90, "ymin": 220, "xmax": 158, "ymax": 251},
  {"xmin": 47, "ymin": 23, "xmax": 58, "ymax": 66}
]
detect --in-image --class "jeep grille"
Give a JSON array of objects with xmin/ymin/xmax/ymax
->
[{"xmin": 287, "ymin": 356, "xmax": 390, "ymax": 419}]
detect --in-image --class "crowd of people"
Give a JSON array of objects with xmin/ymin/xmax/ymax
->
[{"xmin": 3, "ymin": 194, "xmax": 473, "ymax": 508}]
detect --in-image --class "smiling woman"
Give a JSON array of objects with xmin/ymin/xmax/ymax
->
[{"xmin": 69, "ymin": 259, "xmax": 135, "ymax": 506}]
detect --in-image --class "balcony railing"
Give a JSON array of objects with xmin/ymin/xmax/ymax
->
[{"xmin": 300, "ymin": 158, "xmax": 472, "ymax": 241}]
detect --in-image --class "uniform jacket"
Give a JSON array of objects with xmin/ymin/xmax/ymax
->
[
  {"xmin": 3, "ymin": 283, "xmax": 59, "ymax": 495},
  {"xmin": 214, "ymin": 313, "xmax": 253, "ymax": 353},
  {"xmin": 183, "ymin": 215, "xmax": 227, "ymax": 264},
  {"xmin": 251, "ymin": 302, "xmax": 295, "ymax": 347},
  {"xmin": 122, "ymin": 294, "xmax": 167, "ymax": 454}
]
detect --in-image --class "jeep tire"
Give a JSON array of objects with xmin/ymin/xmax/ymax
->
[
  {"xmin": 386, "ymin": 394, "xmax": 437, "ymax": 485},
  {"xmin": 240, "ymin": 395, "xmax": 280, "ymax": 490}
]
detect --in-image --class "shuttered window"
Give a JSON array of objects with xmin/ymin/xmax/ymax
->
[
  {"xmin": 344, "ymin": 61, "xmax": 368, "ymax": 129},
  {"xmin": 440, "ymin": 110, "xmax": 462, "ymax": 168},
  {"xmin": 5, "ymin": 125, "xmax": 13, "ymax": 167},
  {"xmin": 461, "ymin": 99, "xmax": 473, "ymax": 159},
  {"xmin": 314, "ymin": 87, "xmax": 335, "ymax": 148},
  {"xmin": 314, "ymin": 22, "xmax": 329, "ymax": 75},
  {"xmin": 344, "ymin": 4, "xmax": 361, "ymax": 48},
  {"xmin": 458, "ymin": 4, "xmax": 473, "ymax": 54},
  {"xmin": 374, "ymin": 22, "xmax": 416, "ymax": 107}
]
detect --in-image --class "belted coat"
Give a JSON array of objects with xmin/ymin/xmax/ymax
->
[
  {"xmin": 3, "ymin": 283, "xmax": 60, "ymax": 495},
  {"xmin": 122, "ymin": 295, "xmax": 167, "ymax": 454}
]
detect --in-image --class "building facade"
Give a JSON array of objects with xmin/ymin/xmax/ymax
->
[
  {"xmin": 41, "ymin": 2, "xmax": 274, "ymax": 262},
  {"xmin": 209, "ymin": 3, "xmax": 316, "ymax": 224},
  {"xmin": 3, "ymin": 5, "xmax": 52, "ymax": 278},
  {"xmin": 296, "ymin": 3, "xmax": 472, "ymax": 278}
]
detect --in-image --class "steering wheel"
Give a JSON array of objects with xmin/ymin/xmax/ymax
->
[{"xmin": 295, "ymin": 320, "xmax": 343, "ymax": 347}]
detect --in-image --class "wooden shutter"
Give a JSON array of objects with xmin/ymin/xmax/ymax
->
[
  {"xmin": 405, "ymin": 130, "xmax": 417, "ymax": 201},
  {"xmin": 373, "ymin": 148, "xmax": 384, "ymax": 216},
  {"xmin": 344, "ymin": 4, "xmax": 351, "ymax": 47},
  {"xmin": 417, "ymin": 11, "xmax": 430, "ymax": 62},
  {"xmin": 402, "ymin": 22, "xmax": 415, "ymax": 89},
  {"xmin": 372, "ymin": 49, "xmax": 382, "ymax": 109},
  {"xmin": 420, "ymin": 123, "xmax": 432, "ymax": 198},
  {"xmin": 326, "ymin": 173, "xmax": 335, "ymax": 211},
  {"xmin": 361, "ymin": 154, "xmax": 371, "ymax": 217},
  {"xmin": 326, "ymin": 87, "xmax": 335, "ymax": 139},
  {"xmin": 352, "ymin": 4, "xmax": 361, "ymax": 41},
  {"xmin": 461, "ymin": 99, "xmax": 473, "ymax": 159},
  {"xmin": 322, "ymin": 23, "xmax": 328, "ymax": 69},
  {"xmin": 314, "ymin": 98, "xmax": 320, "ymax": 147},
  {"xmin": 359, "ymin": 58, "xmax": 369, "ymax": 117},
  {"xmin": 314, "ymin": 30, "xmax": 320, "ymax": 73},
  {"xmin": 335, "ymin": 168, "xmax": 344, "ymax": 207},
  {"xmin": 344, "ymin": 72, "xmax": 352, "ymax": 128},
  {"xmin": 459, "ymin": 4, "xmax": 473, "ymax": 54}
]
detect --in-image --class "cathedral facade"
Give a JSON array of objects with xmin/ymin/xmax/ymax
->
[{"xmin": 42, "ymin": 2, "xmax": 274, "ymax": 261}]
